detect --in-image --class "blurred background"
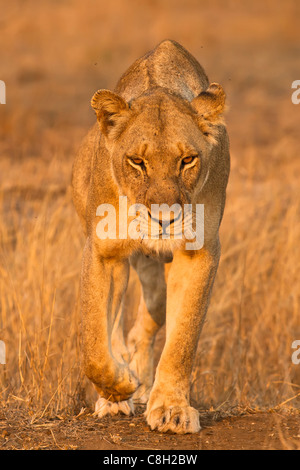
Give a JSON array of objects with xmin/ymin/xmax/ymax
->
[{"xmin": 0, "ymin": 0, "xmax": 300, "ymax": 416}]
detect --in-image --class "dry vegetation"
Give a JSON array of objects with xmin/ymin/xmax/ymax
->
[{"xmin": 0, "ymin": 0, "xmax": 300, "ymax": 448}]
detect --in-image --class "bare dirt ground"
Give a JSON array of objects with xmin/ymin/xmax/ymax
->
[
  {"xmin": 1, "ymin": 0, "xmax": 300, "ymax": 450},
  {"xmin": 1, "ymin": 406, "xmax": 300, "ymax": 450}
]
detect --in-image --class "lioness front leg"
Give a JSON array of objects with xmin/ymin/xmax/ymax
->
[
  {"xmin": 146, "ymin": 244, "xmax": 220, "ymax": 434},
  {"xmin": 81, "ymin": 239, "xmax": 138, "ymax": 417},
  {"xmin": 128, "ymin": 254, "xmax": 166, "ymax": 404}
]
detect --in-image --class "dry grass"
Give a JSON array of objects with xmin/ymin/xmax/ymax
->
[{"xmin": 0, "ymin": 0, "xmax": 300, "ymax": 422}]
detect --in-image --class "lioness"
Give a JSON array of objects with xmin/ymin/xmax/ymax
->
[{"xmin": 72, "ymin": 40, "xmax": 230, "ymax": 434}]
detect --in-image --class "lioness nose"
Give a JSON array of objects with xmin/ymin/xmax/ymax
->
[{"xmin": 147, "ymin": 210, "xmax": 175, "ymax": 228}]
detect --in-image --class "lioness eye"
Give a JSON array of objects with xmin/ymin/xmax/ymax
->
[
  {"xmin": 131, "ymin": 158, "xmax": 143, "ymax": 165},
  {"xmin": 182, "ymin": 156, "xmax": 196, "ymax": 165}
]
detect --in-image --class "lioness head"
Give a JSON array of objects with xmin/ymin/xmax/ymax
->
[{"xmin": 91, "ymin": 86, "xmax": 226, "ymax": 248}]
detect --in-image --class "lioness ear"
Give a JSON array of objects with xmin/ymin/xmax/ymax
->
[
  {"xmin": 191, "ymin": 83, "xmax": 226, "ymax": 122},
  {"xmin": 191, "ymin": 83, "xmax": 226, "ymax": 144},
  {"xmin": 91, "ymin": 89, "xmax": 130, "ymax": 139},
  {"xmin": 191, "ymin": 83, "xmax": 226, "ymax": 123}
]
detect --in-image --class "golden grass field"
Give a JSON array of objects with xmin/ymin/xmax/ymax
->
[{"xmin": 0, "ymin": 0, "xmax": 300, "ymax": 449}]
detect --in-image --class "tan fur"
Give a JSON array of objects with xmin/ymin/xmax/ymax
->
[{"xmin": 72, "ymin": 40, "xmax": 230, "ymax": 434}]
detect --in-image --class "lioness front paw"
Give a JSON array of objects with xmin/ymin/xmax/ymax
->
[
  {"xmin": 94, "ymin": 396, "xmax": 134, "ymax": 418},
  {"xmin": 145, "ymin": 405, "xmax": 200, "ymax": 434}
]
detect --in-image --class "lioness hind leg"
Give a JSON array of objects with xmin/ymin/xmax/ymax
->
[
  {"xmin": 94, "ymin": 396, "xmax": 134, "ymax": 418},
  {"xmin": 128, "ymin": 255, "xmax": 166, "ymax": 404},
  {"xmin": 111, "ymin": 304, "xmax": 130, "ymax": 365}
]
